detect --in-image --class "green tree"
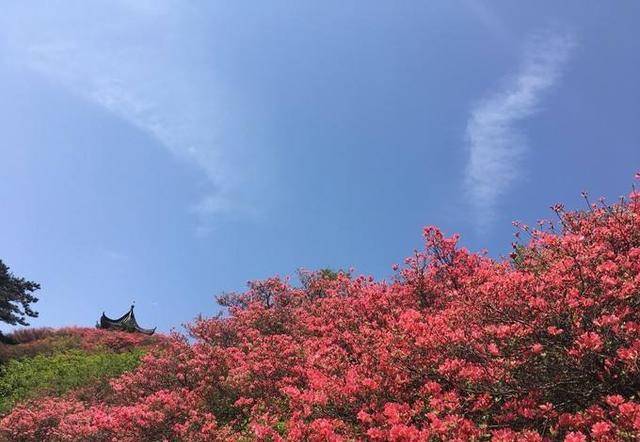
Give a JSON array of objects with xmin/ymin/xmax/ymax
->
[{"xmin": 0, "ymin": 260, "xmax": 40, "ymax": 327}]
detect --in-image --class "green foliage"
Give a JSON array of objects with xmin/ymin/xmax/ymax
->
[
  {"xmin": 510, "ymin": 243, "xmax": 529, "ymax": 269},
  {"xmin": 0, "ymin": 259, "xmax": 40, "ymax": 327},
  {"xmin": 297, "ymin": 267, "xmax": 350, "ymax": 301},
  {"xmin": 0, "ymin": 349, "xmax": 143, "ymax": 413},
  {"xmin": 315, "ymin": 268, "xmax": 341, "ymax": 280}
]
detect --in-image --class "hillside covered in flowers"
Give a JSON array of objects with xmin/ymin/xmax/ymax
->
[
  {"xmin": 0, "ymin": 327, "xmax": 164, "ymax": 417},
  {"xmin": 2, "ymin": 180, "xmax": 640, "ymax": 441}
]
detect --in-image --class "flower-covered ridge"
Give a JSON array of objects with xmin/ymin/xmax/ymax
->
[{"xmin": 2, "ymin": 177, "xmax": 640, "ymax": 441}]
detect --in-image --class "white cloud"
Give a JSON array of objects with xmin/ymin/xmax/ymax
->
[
  {"xmin": 465, "ymin": 29, "xmax": 575, "ymax": 230},
  {"xmin": 0, "ymin": 1, "xmax": 260, "ymax": 228}
]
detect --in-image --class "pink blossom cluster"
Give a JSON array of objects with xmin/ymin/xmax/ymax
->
[{"xmin": 2, "ymin": 180, "xmax": 640, "ymax": 441}]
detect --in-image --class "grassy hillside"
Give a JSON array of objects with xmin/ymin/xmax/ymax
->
[{"xmin": 0, "ymin": 328, "xmax": 163, "ymax": 415}]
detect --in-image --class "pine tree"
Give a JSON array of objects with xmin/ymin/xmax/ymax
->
[{"xmin": 0, "ymin": 259, "xmax": 40, "ymax": 327}]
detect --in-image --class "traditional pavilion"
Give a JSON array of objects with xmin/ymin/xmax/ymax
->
[{"xmin": 97, "ymin": 305, "xmax": 156, "ymax": 335}]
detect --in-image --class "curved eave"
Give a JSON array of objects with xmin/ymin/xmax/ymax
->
[
  {"xmin": 99, "ymin": 310, "xmax": 155, "ymax": 334},
  {"xmin": 135, "ymin": 326, "xmax": 156, "ymax": 335}
]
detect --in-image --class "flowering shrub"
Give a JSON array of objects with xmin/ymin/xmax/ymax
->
[
  {"xmin": 2, "ymin": 327, "xmax": 55, "ymax": 345},
  {"xmin": 2, "ymin": 177, "xmax": 640, "ymax": 441},
  {"xmin": 0, "ymin": 327, "xmax": 164, "ymax": 363}
]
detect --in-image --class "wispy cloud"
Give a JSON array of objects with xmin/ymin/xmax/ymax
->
[
  {"xmin": 0, "ymin": 1, "xmax": 263, "ymax": 230},
  {"xmin": 465, "ymin": 29, "xmax": 575, "ymax": 230}
]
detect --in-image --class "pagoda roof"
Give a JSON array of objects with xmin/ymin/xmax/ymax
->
[{"xmin": 98, "ymin": 305, "xmax": 156, "ymax": 335}]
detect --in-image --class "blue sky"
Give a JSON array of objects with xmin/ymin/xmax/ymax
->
[{"xmin": 1, "ymin": 1, "xmax": 639, "ymax": 333}]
